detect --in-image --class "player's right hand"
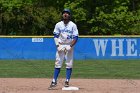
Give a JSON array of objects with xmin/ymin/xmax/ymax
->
[{"xmin": 57, "ymin": 45, "xmax": 62, "ymax": 51}]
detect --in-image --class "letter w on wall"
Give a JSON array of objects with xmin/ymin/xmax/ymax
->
[{"xmin": 93, "ymin": 39, "xmax": 108, "ymax": 56}]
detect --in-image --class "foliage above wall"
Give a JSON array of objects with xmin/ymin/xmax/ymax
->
[{"xmin": 0, "ymin": 0, "xmax": 140, "ymax": 35}]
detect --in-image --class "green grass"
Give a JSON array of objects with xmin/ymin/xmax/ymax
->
[{"xmin": 0, "ymin": 60, "xmax": 140, "ymax": 79}]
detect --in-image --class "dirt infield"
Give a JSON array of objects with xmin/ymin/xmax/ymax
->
[{"xmin": 0, "ymin": 78, "xmax": 140, "ymax": 93}]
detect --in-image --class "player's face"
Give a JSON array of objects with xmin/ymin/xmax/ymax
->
[{"xmin": 62, "ymin": 12, "xmax": 70, "ymax": 20}]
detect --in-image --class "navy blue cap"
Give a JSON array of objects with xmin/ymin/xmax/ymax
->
[{"xmin": 62, "ymin": 9, "xmax": 71, "ymax": 15}]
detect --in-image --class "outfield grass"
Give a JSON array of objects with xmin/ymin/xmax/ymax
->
[{"xmin": 0, "ymin": 60, "xmax": 140, "ymax": 79}]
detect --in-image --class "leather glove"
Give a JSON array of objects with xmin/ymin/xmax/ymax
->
[{"xmin": 57, "ymin": 45, "xmax": 66, "ymax": 51}]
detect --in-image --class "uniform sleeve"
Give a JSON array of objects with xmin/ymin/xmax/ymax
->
[
  {"xmin": 53, "ymin": 23, "xmax": 60, "ymax": 36},
  {"xmin": 73, "ymin": 24, "xmax": 79, "ymax": 37}
]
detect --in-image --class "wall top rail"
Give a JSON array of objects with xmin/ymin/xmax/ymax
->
[{"xmin": 0, "ymin": 35, "xmax": 140, "ymax": 38}]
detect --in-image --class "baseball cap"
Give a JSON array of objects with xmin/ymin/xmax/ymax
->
[{"xmin": 62, "ymin": 8, "xmax": 71, "ymax": 15}]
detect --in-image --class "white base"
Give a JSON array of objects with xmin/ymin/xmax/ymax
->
[{"xmin": 62, "ymin": 86, "xmax": 79, "ymax": 90}]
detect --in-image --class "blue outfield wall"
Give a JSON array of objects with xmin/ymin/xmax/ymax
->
[{"xmin": 0, "ymin": 37, "xmax": 140, "ymax": 60}]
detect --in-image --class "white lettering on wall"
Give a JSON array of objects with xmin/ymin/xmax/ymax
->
[
  {"xmin": 111, "ymin": 39, "xmax": 124, "ymax": 56},
  {"xmin": 93, "ymin": 39, "xmax": 108, "ymax": 56},
  {"xmin": 126, "ymin": 39, "xmax": 137, "ymax": 56},
  {"xmin": 93, "ymin": 38, "xmax": 139, "ymax": 57}
]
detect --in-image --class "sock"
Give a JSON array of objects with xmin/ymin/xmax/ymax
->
[
  {"xmin": 66, "ymin": 68, "xmax": 72, "ymax": 81},
  {"xmin": 53, "ymin": 68, "xmax": 60, "ymax": 82}
]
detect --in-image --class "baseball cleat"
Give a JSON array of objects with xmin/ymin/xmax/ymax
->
[
  {"xmin": 64, "ymin": 81, "xmax": 69, "ymax": 87},
  {"xmin": 48, "ymin": 82, "xmax": 57, "ymax": 90}
]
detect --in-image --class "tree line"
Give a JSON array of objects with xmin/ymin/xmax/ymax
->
[{"xmin": 0, "ymin": 0, "xmax": 140, "ymax": 35}]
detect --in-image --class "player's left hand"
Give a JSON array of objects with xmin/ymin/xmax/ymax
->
[{"xmin": 66, "ymin": 45, "xmax": 71, "ymax": 51}]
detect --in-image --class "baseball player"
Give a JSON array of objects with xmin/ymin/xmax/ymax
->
[{"xmin": 48, "ymin": 8, "xmax": 79, "ymax": 89}]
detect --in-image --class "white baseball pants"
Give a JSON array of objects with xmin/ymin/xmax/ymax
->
[{"xmin": 55, "ymin": 45, "xmax": 73, "ymax": 68}]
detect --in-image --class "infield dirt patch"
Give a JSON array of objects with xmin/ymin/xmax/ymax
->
[{"xmin": 0, "ymin": 78, "xmax": 140, "ymax": 93}]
